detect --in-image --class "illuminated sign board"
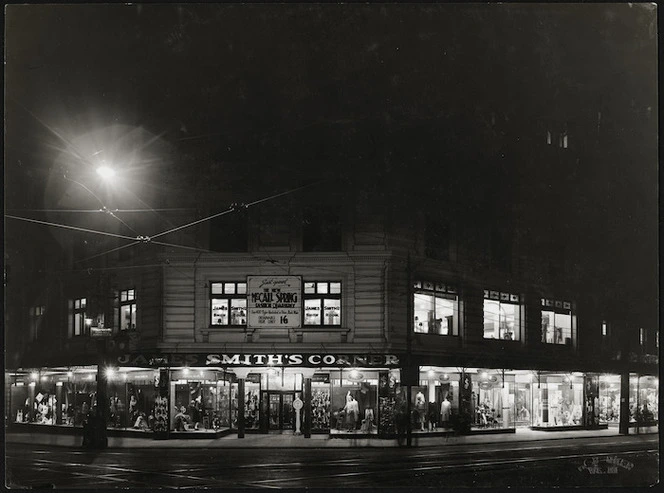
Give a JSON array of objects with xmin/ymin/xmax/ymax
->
[{"xmin": 247, "ymin": 275, "xmax": 302, "ymax": 329}]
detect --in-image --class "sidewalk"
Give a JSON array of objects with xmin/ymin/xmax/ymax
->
[{"xmin": 6, "ymin": 426, "xmax": 646, "ymax": 449}]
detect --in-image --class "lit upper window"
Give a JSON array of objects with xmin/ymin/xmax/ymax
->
[
  {"xmin": 210, "ymin": 282, "xmax": 247, "ymax": 326},
  {"xmin": 484, "ymin": 290, "xmax": 521, "ymax": 341},
  {"xmin": 413, "ymin": 281, "xmax": 459, "ymax": 336}
]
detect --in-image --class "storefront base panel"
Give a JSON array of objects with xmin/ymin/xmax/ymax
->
[
  {"xmin": 8, "ymin": 422, "xmax": 232, "ymax": 439},
  {"xmin": 169, "ymin": 428, "xmax": 231, "ymax": 439},
  {"xmin": 466, "ymin": 427, "xmax": 516, "ymax": 435},
  {"xmin": 530, "ymin": 424, "xmax": 609, "ymax": 432}
]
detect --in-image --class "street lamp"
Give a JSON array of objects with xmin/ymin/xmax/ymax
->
[{"xmin": 96, "ymin": 165, "xmax": 116, "ymax": 180}]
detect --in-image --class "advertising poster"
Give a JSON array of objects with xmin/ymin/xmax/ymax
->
[{"xmin": 247, "ymin": 276, "xmax": 302, "ymax": 329}]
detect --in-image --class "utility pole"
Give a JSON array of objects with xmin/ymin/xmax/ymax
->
[{"xmin": 406, "ymin": 254, "xmax": 413, "ymax": 447}]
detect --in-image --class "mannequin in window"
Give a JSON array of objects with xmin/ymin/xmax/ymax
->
[
  {"xmin": 427, "ymin": 401, "xmax": 438, "ymax": 431},
  {"xmin": 440, "ymin": 396, "xmax": 452, "ymax": 428},
  {"xmin": 415, "ymin": 392, "xmax": 426, "ymax": 431},
  {"xmin": 343, "ymin": 392, "xmax": 359, "ymax": 432},
  {"xmin": 360, "ymin": 407, "xmax": 374, "ymax": 432}
]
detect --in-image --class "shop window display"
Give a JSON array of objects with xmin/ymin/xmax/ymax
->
[
  {"xmin": 172, "ymin": 374, "xmax": 232, "ymax": 432},
  {"xmin": 413, "ymin": 282, "xmax": 459, "ymax": 336},
  {"xmin": 230, "ymin": 380, "xmax": 260, "ymax": 431},
  {"xmin": 533, "ymin": 374, "xmax": 583, "ymax": 427},
  {"xmin": 598, "ymin": 375, "xmax": 621, "ymax": 425},
  {"xmin": 470, "ymin": 372, "xmax": 515, "ymax": 429},
  {"xmin": 106, "ymin": 372, "xmax": 157, "ymax": 431},
  {"xmin": 330, "ymin": 371, "xmax": 377, "ymax": 434},
  {"xmin": 310, "ymin": 381, "xmax": 331, "ymax": 432},
  {"xmin": 514, "ymin": 372, "xmax": 534, "ymax": 427},
  {"xmin": 410, "ymin": 369, "xmax": 460, "ymax": 433},
  {"xmin": 629, "ymin": 375, "xmax": 658, "ymax": 425}
]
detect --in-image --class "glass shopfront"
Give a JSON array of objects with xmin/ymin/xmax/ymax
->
[
  {"xmin": 629, "ymin": 374, "xmax": 658, "ymax": 426},
  {"xmin": 330, "ymin": 369, "xmax": 378, "ymax": 434},
  {"xmin": 598, "ymin": 374, "xmax": 621, "ymax": 426},
  {"xmin": 532, "ymin": 373, "xmax": 584, "ymax": 427},
  {"xmin": 171, "ymin": 368, "xmax": 232, "ymax": 433},
  {"xmin": 471, "ymin": 371, "xmax": 516, "ymax": 429},
  {"xmin": 9, "ymin": 368, "xmax": 98, "ymax": 427},
  {"xmin": 414, "ymin": 368, "xmax": 460, "ymax": 432}
]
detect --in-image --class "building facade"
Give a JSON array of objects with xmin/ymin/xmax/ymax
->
[{"xmin": 5, "ymin": 178, "xmax": 659, "ymax": 441}]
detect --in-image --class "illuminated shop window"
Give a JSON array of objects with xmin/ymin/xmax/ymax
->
[
  {"xmin": 120, "ymin": 289, "xmax": 137, "ymax": 331},
  {"xmin": 541, "ymin": 298, "xmax": 574, "ymax": 346},
  {"xmin": 210, "ymin": 282, "xmax": 247, "ymax": 326},
  {"xmin": 413, "ymin": 281, "xmax": 459, "ymax": 336},
  {"xmin": 70, "ymin": 297, "xmax": 87, "ymax": 337},
  {"xmin": 483, "ymin": 290, "xmax": 521, "ymax": 341},
  {"xmin": 304, "ymin": 281, "xmax": 341, "ymax": 326},
  {"xmin": 601, "ymin": 321, "xmax": 608, "ymax": 337}
]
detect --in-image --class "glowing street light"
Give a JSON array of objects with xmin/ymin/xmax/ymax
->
[{"xmin": 96, "ymin": 165, "xmax": 116, "ymax": 179}]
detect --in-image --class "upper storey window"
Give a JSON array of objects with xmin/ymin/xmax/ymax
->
[
  {"xmin": 541, "ymin": 298, "xmax": 575, "ymax": 345},
  {"xmin": 413, "ymin": 281, "xmax": 459, "ymax": 336},
  {"xmin": 303, "ymin": 282, "xmax": 341, "ymax": 326},
  {"xmin": 119, "ymin": 289, "xmax": 137, "ymax": 331},
  {"xmin": 211, "ymin": 282, "xmax": 247, "ymax": 326},
  {"xmin": 483, "ymin": 290, "xmax": 521, "ymax": 341}
]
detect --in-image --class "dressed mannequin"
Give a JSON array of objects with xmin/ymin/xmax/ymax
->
[
  {"xmin": 344, "ymin": 393, "xmax": 359, "ymax": 432},
  {"xmin": 440, "ymin": 397, "xmax": 452, "ymax": 428},
  {"xmin": 361, "ymin": 407, "xmax": 374, "ymax": 432},
  {"xmin": 415, "ymin": 392, "xmax": 426, "ymax": 431},
  {"xmin": 427, "ymin": 401, "xmax": 438, "ymax": 431}
]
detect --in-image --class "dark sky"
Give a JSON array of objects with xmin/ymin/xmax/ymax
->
[{"xmin": 4, "ymin": 3, "xmax": 658, "ymax": 322}]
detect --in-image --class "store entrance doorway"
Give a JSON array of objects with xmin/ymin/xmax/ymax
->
[{"xmin": 267, "ymin": 391, "xmax": 295, "ymax": 431}]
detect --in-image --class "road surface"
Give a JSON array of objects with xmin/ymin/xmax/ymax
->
[{"xmin": 5, "ymin": 434, "xmax": 658, "ymax": 489}]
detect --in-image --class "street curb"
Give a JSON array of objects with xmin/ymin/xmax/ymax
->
[{"xmin": 6, "ymin": 431, "xmax": 655, "ymax": 450}]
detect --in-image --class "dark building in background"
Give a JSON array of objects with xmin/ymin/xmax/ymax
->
[{"xmin": 4, "ymin": 4, "xmax": 657, "ymax": 441}]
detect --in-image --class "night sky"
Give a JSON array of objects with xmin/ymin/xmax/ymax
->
[{"xmin": 4, "ymin": 4, "xmax": 658, "ymax": 323}]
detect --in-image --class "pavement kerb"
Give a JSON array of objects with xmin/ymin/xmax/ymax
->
[{"xmin": 6, "ymin": 429, "xmax": 655, "ymax": 450}]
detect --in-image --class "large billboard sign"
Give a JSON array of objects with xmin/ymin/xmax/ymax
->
[{"xmin": 247, "ymin": 275, "xmax": 302, "ymax": 329}]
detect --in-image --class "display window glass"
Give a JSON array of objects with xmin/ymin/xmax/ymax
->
[
  {"xmin": 231, "ymin": 380, "xmax": 260, "ymax": 431},
  {"xmin": 532, "ymin": 374, "xmax": 583, "ymax": 427},
  {"xmin": 171, "ymin": 370, "xmax": 232, "ymax": 432},
  {"xmin": 483, "ymin": 290, "xmax": 521, "ymax": 340},
  {"xmin": 330, "ymin": 370, "xmax": 378, "ymax": 434},
  {"xmin": 514, "ymin": 372, "xmax": 534, "ymax": 427},
  {"xmin": 311, "ymin": 378, "xmax": 331, "ymax": 432},
  {"xmin": 629, "ymin": 375, "xmax": 658, "ymax": 425},
  {"xmin": 471, "ymin": 372, "xmax": 516, "ymax": 429},
  {"xmin": 413, "ymin": 282, "xmax": 459, "ymax": 335},
  {"xmin": 412, "ymin": 368, "xmax": 460, "ymax": 433},
  {"xmin": 598, "ymin": 374, "xmax": 621, "ymax": 425},
  {"xmin": 106, "ymin": 370, "xmax": 157, "ymax": 431}
]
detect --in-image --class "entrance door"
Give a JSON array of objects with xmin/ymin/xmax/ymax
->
[{"xmin": 267, "ymin": 392, "xmax": 295, "ymax": 431}]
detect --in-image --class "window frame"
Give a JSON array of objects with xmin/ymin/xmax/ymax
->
[
  {"xmin": 210, "ymin": 281, "xmax": 247, "ymax": 327},
  {"xmin": 412, "ymin": 281, "xmax": 459, "ymax": 336},
  {"xmin": 303, "ymin": 281, "xmax": 342, "ymax": 327},
  {"xmin": 119, "ymin": 288, "xmax": 137, "ymax": 331},
  {"xmin": 540, "ymin": 298, "xmax": 575, "ymax": 346},
  {"xmin": 29, "ymin": 305, "xmax": 45, "ymax": 341},
  {"xmin": 483, "ymin": 290, "xmax": 522, "ymax": 341},
  {"xmin": 71, "ymin": 297, "xmax": 88, "ymax": 337}
]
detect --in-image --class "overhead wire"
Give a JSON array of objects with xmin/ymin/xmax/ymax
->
[{"xmin": 5, "ymin": 215, "xmax": 138, "ymax": 241}]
